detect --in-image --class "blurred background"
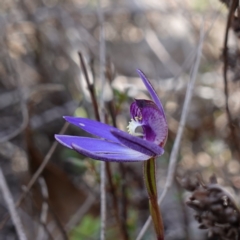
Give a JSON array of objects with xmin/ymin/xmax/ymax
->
[{"xmin": 1, "ymin": 0, "xmax": 240, "ymax": 239}]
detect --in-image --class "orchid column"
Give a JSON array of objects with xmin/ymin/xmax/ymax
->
[{"xmin": 55, "ymin": 70, "xmax": 168, "ymax": 239}]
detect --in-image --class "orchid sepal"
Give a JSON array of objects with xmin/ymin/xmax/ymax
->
[{"xmin": 136, "ymin": 69, "xmax": 166, "ymax": 119}]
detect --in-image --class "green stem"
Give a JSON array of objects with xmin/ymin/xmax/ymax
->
[{"xmin": 143, "ymin": 157, "xmax": 164, "ymax": 240}]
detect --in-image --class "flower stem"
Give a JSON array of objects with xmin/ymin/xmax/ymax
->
[{"xmin": 143, "ymin": 157, "xmax": 164, "ymax": 240}]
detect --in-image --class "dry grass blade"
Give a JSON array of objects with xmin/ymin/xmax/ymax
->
[
  {"xmin": 145, "ymin": 28, "xmax": 182, "ymax": 77},
  {"xmin": 0, "ymin": 167, "xmax": 27, "ymax": 240},
  {"xmin": 98, "ymin": 0, "xmax": 107, "ymax": 239},
  {"xmin": 37, "ymin": 177, "xmax": 49, "ymax": 240}
]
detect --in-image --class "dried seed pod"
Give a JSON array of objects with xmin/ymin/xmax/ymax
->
[
  {"xmin": 210, "ymin": 204, "xmax": 224, "ymax": 213},
  {"xmin": 180, "ymin": 174, "xmax": 240, "ymax": 239}
]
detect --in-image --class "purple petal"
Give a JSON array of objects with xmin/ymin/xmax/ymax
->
[
  {"xmin": 55, "ymin": 134, "xmax": 121, "ymax": 151},
  {"xmin": 110, "ymin": 129, "xmax": 164, "ymax": 156},
  {"xmin": 55, "ymin": 135, "xmax": 150, "ymax": 162},
  {"xmin": 131, "ymin": 100, "xmax": 168, "ymax": 146},
  {"xmin": 137, "ymin": 69, "xmax": 166, "ymax": 119},
  {"xmin": 63, "ymin": 116, "xmax": 121, "ymax": 143},
  {"xmin": 72, "ymin": 144, "xmax": 150, "ymax": 162}
]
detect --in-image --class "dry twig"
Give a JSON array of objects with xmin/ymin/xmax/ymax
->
[
  {"xmin": 145, "ymin": 28, "xmax": 182, "ymax": 77},
  {"xmin": 222, "ymin": 0, "xmax": 240, "ymax": 158},
  {"xmin": 66, "ymin": 193, "xmax": 96, "ymax": 232},
  {"xmin": 0, "ymin": 48, "xmax": 29, "ymax": 143},
  {"xmin": 0, "ymin": 167, "xmax": 27, "ymax": 240},
  {"xmin": 36, "ymin": 177, "xmax": 49, "ymax": 240},
  {"xmin": 78, "ymin": 52, "xmax": 100, "ymax": 121},
  {"xmin": 98, "ymin": 1, "xmax": 107, "ymax": 239}
]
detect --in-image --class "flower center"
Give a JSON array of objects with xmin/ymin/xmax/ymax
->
[
  {"xmin": 127, "ymin": 118, "xmax": 144, "ymax": 137},
  {"xmin": 129, "ymin": 99, "xmax": 168, "ymax": 146}
]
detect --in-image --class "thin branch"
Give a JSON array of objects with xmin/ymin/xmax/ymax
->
[
  {"xmin": 175, "ymin": 178, "xmax": 190, "ymax": 240},
  {"xmin": 79, "ymin": 5, "xmax": 108, "ymax": 240},
  {"xmin": 222, "ymin": 0, "xmax": 240, "ymax": 158},
  {"xmin": 37, "ymin": 177, "xmax": 49, "ymax": 240},
  {"xmin": 100, "ymin": 160, "xmax": 106, "ymax": 240},
  {"xmin": 0, "ymin": 45, "xmax": 29, "ymax": 143},
  {"xmin": 78, "ymin": 52, "xmax": 100, "ymax": 121},
  {"xmin": 46, "ymin": 202, "xmax": 69, "ymax": 240},
  {"xmin": 171, "ymin": 7, "xmax": 222, "ymax": 83},
  {"xmin": 79, "ymin": 35, "xmax": 125, "ymax": 240},
  {"xmin": 0, "ymin": 120, "xmax": 71, "ymax": 229},
  {"xmin": 119, "ymin": 163, "xmax": 128, "ymax": 238},
  {"xmin": 145, "ymin": 28, "xmax": 182, "ymax": 77},
  {"xmin": 22, "ymin": 183, "xmax": 63, "ymax": 240},
  {"xmin": 98, "ymin": 1, "xmax": 107, "ymax": 239},
  {"xmin": 136, "ymin": 22, "xmax": 205, "ymax": 240},
  {"xmin": 66, "ymin": 193, "xmax": 96, "ymax": 232},
  {"xmin": 16, "ymin": 122, "xmax": 69, "ymax": 206},
  {"xmin": 0, "ymin": 100, "xmax": 29, "ymax": 143},
  {"xmin": 20, "ymin": 185, "xmax": 55, "ymax": 240},
  {"xmin": 0, "ymin": 167, "xmax": 27, "ymax": 240}
]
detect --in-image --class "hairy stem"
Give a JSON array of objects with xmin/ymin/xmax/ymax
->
[{"xmin": 143, "ymin": 158, "xmax": 164, "ymax": 240}]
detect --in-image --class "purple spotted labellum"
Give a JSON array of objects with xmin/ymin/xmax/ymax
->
[{"xmin": 55, "ymin": 69, "xmax": 168, "ymax": 162}]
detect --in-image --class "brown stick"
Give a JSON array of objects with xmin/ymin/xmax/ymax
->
[
  {"xmin": 222, "ymin": 0, "xmax": 240, "ymax": 158},
  {"xmin": 78, "ymin": 52, "xmax": 100, "ymax": 121}
]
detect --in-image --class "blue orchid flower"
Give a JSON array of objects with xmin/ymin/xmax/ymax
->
[
  {"xmin": 55, "ymin": 69, "xmax": 168, "ymax": 162},
  {"xmin": 55, "ymin": 69, "xmax": 168, "ymax": 239}
]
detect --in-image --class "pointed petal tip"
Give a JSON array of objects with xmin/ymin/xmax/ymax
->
[
  {"xmin": 63, "ymin": 116, "xmax": 76, "ymax": 123},
  {"xmin": 54, "ymin": 134, "xmax": 74, "ymax": 149},
  {"xmin": 54, "ymin": 134, "xmax": 61, "ymax": 141},
  {"xmin": 63, "ymin": 116, "xmax": 74, "ymax": 121},
  {"xmin": 136, "ymin": 69, "xmax": 166, "ymax": 119},
  {"xmin": 136, "ymin": 69, "xmax": 146, "ymax": 79}
]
